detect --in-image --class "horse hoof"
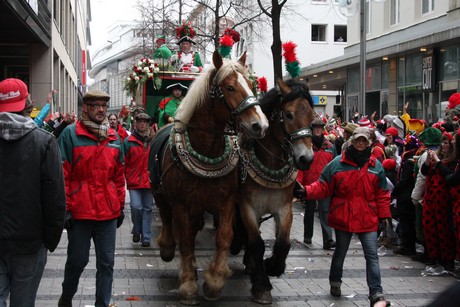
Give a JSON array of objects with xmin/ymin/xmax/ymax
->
[
  {"xmin": 179, "ymin": 295, "xmax": 200, "ymax": 306},
  {"xmin": 202, "ymin": 281, "xmax": 222, "ymax": 301},
  {"xmin": 252, "ymin": 290, "xmax": 273, "ymax": 305},
  {"xmin": 160, "ymin": 246, "xmax": 175, "ymax": 262}
]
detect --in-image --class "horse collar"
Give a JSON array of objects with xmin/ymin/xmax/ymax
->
[
  {"xmin": 241, "ymin": 146, "xmax": 297, "ymax": 189},
  {"xmin": 170, "ymin": 127, "xmax": 240, "ymax": 178}
]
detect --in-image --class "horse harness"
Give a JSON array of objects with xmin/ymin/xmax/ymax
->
[
  {"xmin": 152, "ymin": 78, "xmax": 262, "ymax": 184},
  {"xmin": 240, "ymin": 87, "xmax": 313, "ymax": 189}
]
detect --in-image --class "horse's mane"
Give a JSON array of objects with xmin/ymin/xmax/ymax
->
[
  {"xmin": 259, "ymin": 79, "xmax": 313, "ymax": 117},
  {"xmin": 175, "ymin": 59, "xmax": 247, "ymax": 125}
]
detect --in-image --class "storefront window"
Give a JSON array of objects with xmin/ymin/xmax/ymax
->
[
  {"xmin": 366, "ymin": 63, "xmax": 381, "ymax": 91},
  {"xmin": 440, "ymin": 46, "xmax": 460, "ymax": 81},
  {"xmin": 397, "ymin": 54, "xmax": 424, "ymax": 119},
  {"xmin": 347, "ymin": 67, "xmax": 359, "ymax": 94},
  {"xmin": 382, "ymin": 61, "xmax": 389, "ymax": 89}
]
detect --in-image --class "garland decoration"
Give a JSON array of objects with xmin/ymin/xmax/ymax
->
[
  {"xmin": 124, "ymin": 58, "xmax": 161, "ymax": 99},
  {"xmin": 282, "ymin": 41, "xmax": 301, "ymax": 78}
]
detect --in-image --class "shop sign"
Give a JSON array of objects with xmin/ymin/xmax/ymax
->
[{"xmin": 422, "ymin": 54, "xmax": 435, "ymax": 92}]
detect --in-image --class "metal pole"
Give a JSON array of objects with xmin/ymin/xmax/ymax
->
[{"xmin": 359, "ymin": 0, "xmax": 366, "ymax": 116}]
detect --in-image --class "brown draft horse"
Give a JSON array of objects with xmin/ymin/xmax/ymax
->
[
  {"xmin": 231, "ymin": 79, "xmax": 315, "ymax": 304},
  {"xmin": 150, "ymin": 50, "xmax": 269, "ymax": 305}
]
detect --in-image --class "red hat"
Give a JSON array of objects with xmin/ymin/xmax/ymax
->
[
  {"xmin": 448, "ymin": 93, "xmax": 460, "ymax": 110},
  {"xmin": 442, "ymin": 131, "xmax": 453, "ymax": 141},
  {"xmin": 0, "ymin": 78, "xmax": 29, "ymax": 112},
  {"xmin": 385, "ymin": 127, "xmax": 398, "ymax": 137},
  {"xmin": 358, "ymin": 116, "xmax": 372, "ymax": 127},
  {"xmin": 382, "ymin": 159, "xmax": 397, "ymax": 171}
]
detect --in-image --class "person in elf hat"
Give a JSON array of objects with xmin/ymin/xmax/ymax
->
[
  {"xmin": 153, "ymin": 35, "xmax": 172, "ymax": 70},
  {"xmin": 157, "ymin": 83, "xmax": 188, "ymax": 128},
  {"xmin": 410, "ymin": 127, "xmax": 442, "ymax": 264},
  {"xmin": 0, "ymin": 78, "xmax": 66, "ymax": 306},
  {"xmin": 170, "ymin": 22, "xmax": 203, "ymax": 73}
]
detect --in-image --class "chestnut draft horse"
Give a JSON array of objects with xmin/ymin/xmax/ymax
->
[
  {"xmin": 149, "ymin": 50, "xmax": 269, "ymax": 305},
  {"xmin": 231, "ymin": 79, "xmax": 315, "ymax": 304}
]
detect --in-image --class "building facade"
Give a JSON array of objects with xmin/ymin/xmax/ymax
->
[
  {"xmin": 235, "ymin": 0, "xmax": 347, "ymax": 117},
  {"xmin": 302, "ymin": 0, "xmax": 460, "ymax": 123},
  {"xmin": 0, "ymin": 0, "xmax": 90, "ymax": 116}
]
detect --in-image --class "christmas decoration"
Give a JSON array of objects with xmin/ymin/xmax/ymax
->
[
  {"xmin": 218, "ymin": 34, "xmax": 234, "ymax": 58},
  {"xmin": 257, "ymin": 77, "xmax": 268, "ymax": 94},
  {"xmin": 282, "ymin": 41, "xmax": 301, "ymax": 78}
]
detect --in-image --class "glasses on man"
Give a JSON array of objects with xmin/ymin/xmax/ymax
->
[{"xmin": 86, "ymin": 103, "xmax": 108, "ymax": 110}]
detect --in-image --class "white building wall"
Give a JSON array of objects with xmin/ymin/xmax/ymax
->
[{"xmin": 250, "ymin": 1, "xmax": 347, "ymax": 87}]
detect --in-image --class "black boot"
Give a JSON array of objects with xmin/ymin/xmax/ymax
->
[{"xmin": 58, "ymin": 295, "xmax": 72, "ymax": 307}]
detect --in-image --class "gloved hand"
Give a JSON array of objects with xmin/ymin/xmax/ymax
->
[
  {"xmin": 64, "ymin": 211, "xmax": 73, "ymax": 230},
  {"xmin": 293, "ymin": 181, "xmax": 306, "ymax": 201},
  {"xmin": 378, "ymin": 218, "xmax": 392, "ymax": 232},
  {"xmin": 117, "ymin": 211, "xmax": 125, "ymax": 228},
  {"xmin": 190, "ymin": 66, "xmax": 200, "ymax": 73}
]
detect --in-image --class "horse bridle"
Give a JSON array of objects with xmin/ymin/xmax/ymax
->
[
  {"xmin": 209, "ymin": 78, "xmax": 260, "ymax": 126},
  {"xmin": 273, "ymin": 88, "xmax": 313, "ymax": 146}
]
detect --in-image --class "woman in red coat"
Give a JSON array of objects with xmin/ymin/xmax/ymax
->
[{"xmin": 295, "ymin": 127, "xmax": 391, "ymax": 307}]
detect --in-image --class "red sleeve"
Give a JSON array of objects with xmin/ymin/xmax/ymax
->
[{"xmin": 159, "ymin": 97, "xmax": 172, "ymax": 110}]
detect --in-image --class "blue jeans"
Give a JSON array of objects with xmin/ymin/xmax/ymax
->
[
  {"xmin": 0, "ymin": 246, "xmax": 47, "ymax": 307},
  {"xmin": 61, "ymin": 219, "xmax": 117, "ymax": 307},
  {"xmin": 129, "ymin": 189, "xmax": 154, "ymax": 243},
  {"xmin": 329, "ymin": 229, "xmax": 383, "ymax": 296}
]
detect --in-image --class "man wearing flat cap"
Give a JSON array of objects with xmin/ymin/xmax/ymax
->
[
  {"xmin": 57, "ymin": 89, "xmax": 125, "ymax": 307},
  {"xmin": 157, "ymin": 83, "xmax": 188, "ymax": 128},
  {"xmin": 0, "ymin": 79, "xmax": 66, "ymax": 306}
]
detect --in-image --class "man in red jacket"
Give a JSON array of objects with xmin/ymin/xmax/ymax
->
[
  {"xmin": 108, "ymin": 113, "xmax": 129, "ymax": 141},
  {"xmin": 57, "ymin": 89, "xmax": 125, "ymax": 307},
  {"xmin": 295, "ymin": 127, "xmax": 391, "ymax": 307},
  {"xmin": 296, "ymin": 118, "xmax": 336, "ymax": 249},
  {"xmin": 123, "ymin": 112, "xmax": 155, "ymax": 247}
]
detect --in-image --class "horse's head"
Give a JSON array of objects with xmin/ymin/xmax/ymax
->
[
  {"xmin": 211, "ymin": 50, "xmax": 268, "ymax": 138},
  {"xmin": 262, "ymin": 79, "xmax": 315, "ymax": 170}
]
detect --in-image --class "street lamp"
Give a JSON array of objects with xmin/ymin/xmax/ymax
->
[{"xmin": 339, "ymin": 0, "xmax": 385, "ymax": 117}]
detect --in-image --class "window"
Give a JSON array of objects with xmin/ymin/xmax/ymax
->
[
  {"xmin": 422, "ymin": 0, "xmax": 434, "ymax": 14},
  {"xmin": 311, "ymin": 24, "xmax": 327, "ymax": 42},
  {"xmin": 390, "ymin": 0, "xmax": 400, "ymax": 25},
  {"xmin": 334, "ymin": 25, "xmax": 347, "ymax": 42}
]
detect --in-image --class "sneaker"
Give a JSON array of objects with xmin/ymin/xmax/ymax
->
[
  {"xmin": 133, "ymin": 234, "xmax": 141, "ymax": 243},
  {"xmin": 303, "ymin": 238, "xmax": 312, "ymax": 244},
  {"xmin": 141, "ymin": 241, "xmax": 150, "ymax": 247},
  {"xmin": 330, "ymin": 285, "xmax": 341, "ymax": 297},
  {"xmin": 393, "ymin": 247, "xmax": 416, "ymax": 256}
]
